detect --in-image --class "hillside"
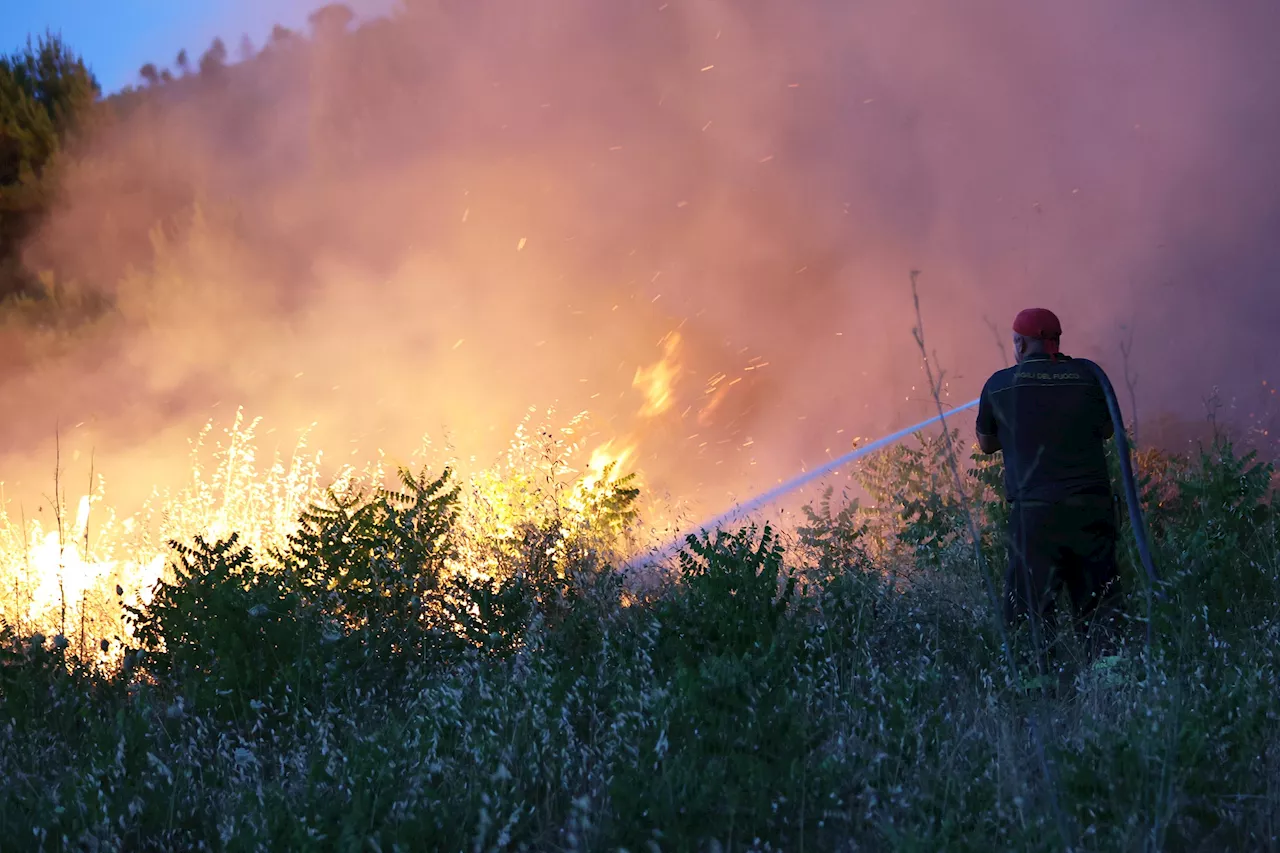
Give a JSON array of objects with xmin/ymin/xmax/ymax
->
[
  {"xmin": 2, "ymin": 414, "xmax": 1278, "ymax": 849},
  {"xmin": 1, "ymin": 4, "xmax": 1279, "ymax": 847}
]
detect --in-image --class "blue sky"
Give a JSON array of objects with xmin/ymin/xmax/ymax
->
[{"xmin": 0, "ymin": 0, "xmax": 396, "ymax": 94}]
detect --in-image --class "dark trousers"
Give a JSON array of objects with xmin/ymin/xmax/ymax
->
[{"xmin": 1004, "ymin": 495, "xmax": 1123, "ymax": 662}]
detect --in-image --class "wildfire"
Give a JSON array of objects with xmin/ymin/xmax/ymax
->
[
  {"xmin": 699, "ymin": 372, "xmax": 731, "ymax": 426},
  {"xmin": 579, "ymin": 330, "xmax": 687, "ymax": 491},
  {"xmin": 0, "ymin": 328, "xmax": 731, "ymax": 663},
  {"xmin": 18, "ymin": 493, "xmax": 166, "ymax": 658},
  {"xmin": 633, "ymin": 331, "xmax": 682, "ymax": 418},
  {"xmin": 26, "ymin": 496, "xmax": 109, "ymax": 626},
  {"xmin": 562, "ymin": 329, "xmax": 688, "ymax": 498},
  {"xmin": 582, "ymin": 440, "xmax": 636, "ymax": 492}
]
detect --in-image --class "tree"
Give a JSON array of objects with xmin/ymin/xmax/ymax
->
[
  {"xmin": 238, "ymin": 34, "xmax": 256, "ymax": 63},
  {"xmin": 176, "ymin": 48, "xmax": 190, "ymax": 75},
  {"xmin": 309, "ymin": 4, "xmax": 356, "ymax": 38},
  {"xmin": 0, "ymin": 33, "xmax": 99, "ymax": 299},
  {"xmin": 264, "ymin": 24, "xmax": 300, "ymax": 54},
  {"xmin": 199, "ymin": 38, "xmax": 228, "ymax": 76},
  {"xmin": 139, "ymin": 62, "xmax": 160, "ymax": 87}
]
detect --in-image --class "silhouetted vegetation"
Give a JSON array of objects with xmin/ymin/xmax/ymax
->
[
  {"xmin": 1, "ymin": 421, "xmax": 1277, "ymax": 849},
  {"xmin": 0, "ymin": 5, "xmax": 360, "ymax": 313},
  {"xmin": 0, "ymin": 33, "xmax": 99, "ymax": 301}
]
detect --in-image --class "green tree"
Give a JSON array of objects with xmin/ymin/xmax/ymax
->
[{"xmin": 0, "ymin": 33, "xmax": 99, "ymax": 300}]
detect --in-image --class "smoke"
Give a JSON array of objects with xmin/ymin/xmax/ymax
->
[{"xmin": 2, "ymin": 0, "xmax": 1278, "ymax": 520}]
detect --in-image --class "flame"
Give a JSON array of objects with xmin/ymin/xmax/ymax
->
[
  {"xmin": 583, "ymin": 440, "xmax": 636, "ymax": 491},
  {"xmin": 633, "ymin": 332, "xmax": 682, "ymax": 418},
  {"xmin": 699, "ymin": 383, "xmax": 730, "ymax": 426},
  {"xmin": 2, "ymin": 393, "xmax": 662, "ymax": 663},
  {"xmin": 26, "ymin": 497, "xmax": 112, "ymax": 625},
  {"xmin": 21, "ymin": 494, "xmax": 167, "ymax": 653},
  {"xmin": 0, "ymin": 326, "xmax": 736, "ymax": 663}
]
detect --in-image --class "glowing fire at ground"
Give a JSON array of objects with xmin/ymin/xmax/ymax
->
[
  {"xmin": 0, "ymin": 328, "xmax": 763, "ymax": 663},
  {"xmin": 15, "ymin": 492, "xmax": 167, "ymax": 660},
  {"xmin": 26, "ymin": 496, "xmax": 105, "ymax": 625}
]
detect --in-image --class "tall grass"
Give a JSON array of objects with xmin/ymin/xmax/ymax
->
[{"xmin": 0, "ymin": 406, "xmax": 1276, "ymax": 851}]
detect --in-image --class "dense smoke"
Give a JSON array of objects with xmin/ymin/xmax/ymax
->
[{"xmin": 2, "ymin": 0, "xmax": 1278, "ymax": 522}]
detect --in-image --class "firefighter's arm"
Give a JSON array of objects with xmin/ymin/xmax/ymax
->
[
  {"xmin": 977, "ymin": 431, "xmax": 1002, "ymax": 454},
  {"xmin": 975, "ymin": 382, "xmax": 1002, "ymax": 454}
]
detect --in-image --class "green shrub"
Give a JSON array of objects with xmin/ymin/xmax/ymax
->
[
  {"xmin": 657, "ymin": 524, "xmax": 798, "ymax": 665},
  {"xmin": 613, "ymin": 525, "xmax": 827, "ymax": 848},
  {"xmin": 123, "ymin": 533, "xmax": 331, "ymax": 717},
  {"xmin": 1153, "ymin": 439, "xmax": 1277, "ymax": 624},
  {"xmin": 4, "ymin": 424, "xmax": 1280, "ymax": 850},
  {"xmin": 276, "ymin": 466, "xmax": 458, "ymax": 668}
]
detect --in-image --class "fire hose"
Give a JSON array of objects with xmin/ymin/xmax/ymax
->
[
  {"xmin": 1078, "ymin": 358, "xmax": 1163, "ymax": 596},
  {"xmin": 636, "ymin": 361, "xmax": 1163, "ymax": 599}
]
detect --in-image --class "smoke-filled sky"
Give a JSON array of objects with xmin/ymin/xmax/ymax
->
[{"xmin": 1, "ymin": 0, "xmax": 1278, "ymax": 527}]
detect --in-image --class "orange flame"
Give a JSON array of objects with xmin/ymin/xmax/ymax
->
[
  {"xmin": 633, "ymin": 331, "xmax": 682, "ymax": 419},
  {"xmin": 583, "ymin": 440, "xmax": 636, "ymax": 491}
]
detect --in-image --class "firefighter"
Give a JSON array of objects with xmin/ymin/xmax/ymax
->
[{"xmin": 975, "ymin": 308, "xmax": 1124, "ymax": 668}]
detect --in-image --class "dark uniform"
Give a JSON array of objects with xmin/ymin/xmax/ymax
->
[{"xmin": 976, "ymin": 352, "xmax": 1122, "ymax": 650}]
